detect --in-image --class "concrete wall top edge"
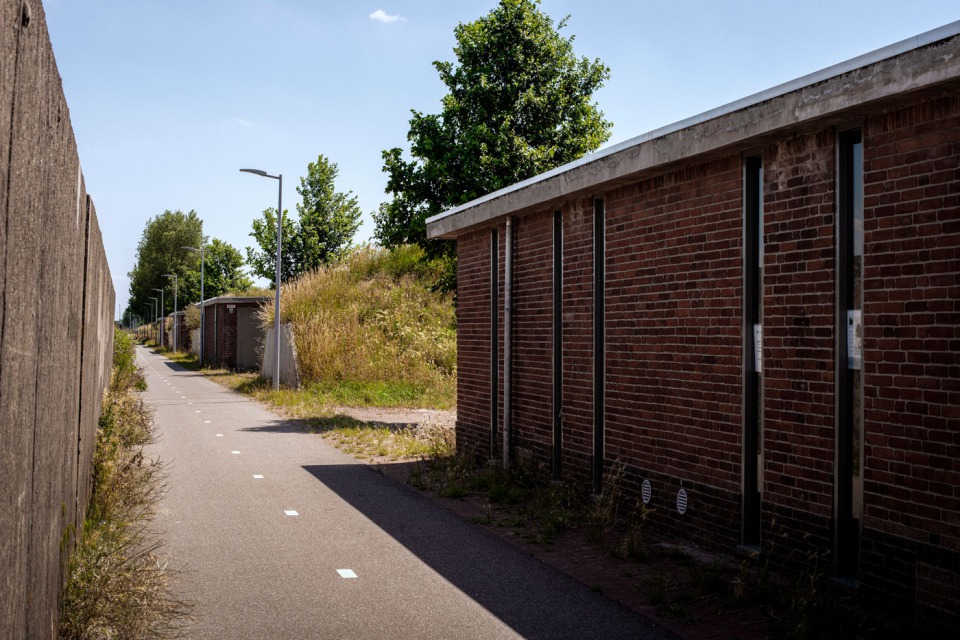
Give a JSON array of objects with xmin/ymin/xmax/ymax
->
[
  {"xmin": 198, "ymin": 296, "xmax": 271, "ymax": 308},
  {"xmin": 426, "ymin": 23, "xmax": 960, "ymax": 240}
]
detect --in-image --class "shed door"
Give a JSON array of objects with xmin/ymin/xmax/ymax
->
[{"xmin": 236, "ymin": 307, "xmax": 259, "ymax": 370}]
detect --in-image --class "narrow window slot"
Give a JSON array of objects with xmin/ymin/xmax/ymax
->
[
  {"xmin": 743, "ymin": 155, "xmax": 763, "ymax": 548},
  {"xmin": 836, "ymin": 128, "xmax": 864, "ymax": 579}
]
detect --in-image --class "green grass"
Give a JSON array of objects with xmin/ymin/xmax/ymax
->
[
  {"xmin": 155, "ymin": 348, "xmax": 200, "ymax": 371},
  {"xmin": 306, "ymin": 415, "xmax": 455, "ymax": 461},
  {"xmin": 160, "ymin": 357, "xmax": 457, "ymax": 462}
]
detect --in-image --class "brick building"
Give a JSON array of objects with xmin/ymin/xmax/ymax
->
[
  {"xmin": 426, "ymin": 24, "xmax": 960, "ymax": 623},
  {"xmin": 167, "ymin": 310, "xmax": 190, "ymax": 352},
  {"xmin": 200, "ymin": 296, "xmax": 270, "ymax": 370}
]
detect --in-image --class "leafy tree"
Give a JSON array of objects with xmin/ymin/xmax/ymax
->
[
  {"xmin": 297, "ymin": 154, "xmax": 362, "ymax": 268},
  {"xmin": 246, "ymin": 154, "xmax": 361, "ymax": 284},
  {"xmin": 127, "ymin": 210, "xmax": 203, "ymax": 319},
  {"xmin": 181, "ymin": 238, "xmax": 254, "ymax": 301},
  {"xmin": 245, "ymin": 207, "xmax": 299, "ymax": 287},
  {"xmin": 375, "ymin": 0, "xmax": 611, "ymax": 261},
  {"xmin": 125, "ymin": 211, "xmax": 254, "ymax": 325},
  {"xmin": 205, "ymin": 238, "xmax": 254, "ymax": 296}
]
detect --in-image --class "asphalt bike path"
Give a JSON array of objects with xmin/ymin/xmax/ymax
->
[{"xmin": 139, "ymin": 346, "xmax": 674, "ymax": 639}]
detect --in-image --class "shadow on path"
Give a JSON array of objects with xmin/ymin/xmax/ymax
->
[{"xmin": 302, "ymin": 463, "xmax": 673, "ymax": 640}]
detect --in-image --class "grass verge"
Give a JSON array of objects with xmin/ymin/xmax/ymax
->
[
  {"xmin": 156, "ymin": 350, "xmax": 456, "ymax": 461},
  {"xmin": 59, "ymin": 329, "xmax": 190, "ymax": 639}
]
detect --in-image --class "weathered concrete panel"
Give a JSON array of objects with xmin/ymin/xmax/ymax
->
[
  {"xmin": 28, "ymin": 40, "xmax": 87, "ymax": 637},
  {"xmin": 77, "ymin": 199, "xmax": 113, "ymax": 532},
  {"xmin": 0, "ymin": 1, "xmax": 46, "ymax": 634},
  {"xmin": 0, "ymin": 2, "xmax": 116, "ymax": 637},
  {"xmin": 0, "ymin": 0, "xmax": 21, "ymax": 628}
]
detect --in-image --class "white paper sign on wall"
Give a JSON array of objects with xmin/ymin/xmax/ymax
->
[
  {"xmin": 847, "ymin": 310, "xmax": 862, "ymax": 370},
  {"xmin": 753, "ymin": 324, "xmax": 763, "ymax": 373}
]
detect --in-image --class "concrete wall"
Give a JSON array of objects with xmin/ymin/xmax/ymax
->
[
  {"xmin": 0, "ymin": 2, "xmax": 116, "ymax": 638},
  {"xmin": 262, "ymin": 324, "xmax": 299, "ymax": 388}
]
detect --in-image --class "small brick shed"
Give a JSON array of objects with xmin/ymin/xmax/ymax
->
[
  {"xmin": 427, "ymin": 24, "xmax": 960, "ymax": 624},
  {"xmin": 167, "ymin": 310, "xmax": 190, "ymax": 352},
  {"xmin": 200, "ymin": 296, "xmax": 270, "ymax": 370}
]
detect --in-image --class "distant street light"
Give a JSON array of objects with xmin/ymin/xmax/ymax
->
[
  {"xmin": 183, "ymin": 245, "xmax": 206, "ymax": 366},
  {"xmin": 163, "ymin": 274, "xmax": 178, "ymax": 351},
  {"xmin": 240, "ymin": 168, "xmax": 283, "ymax": 391},
  {"xmin": 152, "ymin": 287, "xmax": 165, "ymax": 348},
  {"xmin": 144, "ymin": 303, "xmax": 153, "ymax": 343},
  {"xmin": 148, "ymin": 297, "xmax": 158, "ymax": 345}
]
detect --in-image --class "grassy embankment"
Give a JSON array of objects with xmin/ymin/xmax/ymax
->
[
  {"xmin": 59, "ymin": 329, "xmax": 189, "ymax": 639},
  {"xmin": 160, "ymin": 245, "xmax": 457, "ymax": 459}
]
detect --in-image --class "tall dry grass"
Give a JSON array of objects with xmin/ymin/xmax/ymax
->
[
  {"xmin": 258, "ymin": 245, "xmax": 457, "ymax": 406},
  {"xmin": 59, "ymin": 330, "xmax": 190, "ymax": 638}
]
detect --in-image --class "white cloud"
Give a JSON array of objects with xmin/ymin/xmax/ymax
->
[{"xmin": 369, "ymin": 9, "xmax": 405, "ymax": 23}]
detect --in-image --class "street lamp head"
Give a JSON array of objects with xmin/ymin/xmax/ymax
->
[
  {"xmin": 240, "ymin": 168, "xmax": 268, "ymax": 177},
  {"xmin": 182, "ymin": 245, "xmax": 199, "ymax": 252}
]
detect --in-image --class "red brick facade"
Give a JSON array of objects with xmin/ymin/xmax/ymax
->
[
  {"xmin": 452, "ymin": 91, "xmax": 960, "ymax": 624},
  {"xmin": 201, "ymin": 297, "xmax": 268, "ymax": 370},
  {"xmin": 858, "ymin": 96, "xmax": 960, "ymax": 615}
]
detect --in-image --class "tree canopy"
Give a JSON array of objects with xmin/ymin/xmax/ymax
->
[
  {"xmin": 246, "ymin": 154, "xmax": 361, "ymax": 286},
  {"xmin": 126, "ymin": 210, "xmax": 252, "ymax": 324},
  {"xmin": 184, "ymin": 238, "xmax": 253, "ymax": 301},
  {"xmin": 127, "ymin": 210, "xmax": 203, "ymax": 321},
  {"xmin": 245, "ymin": 207, "xmax": 300, "ymax": 288},
  {"xmin": 297, "ymin": 155, "xmax": 362, "ymax": 267},
  {"xmin": 374, "ymin": 0, "xmax": 611, "ymax": 259}
]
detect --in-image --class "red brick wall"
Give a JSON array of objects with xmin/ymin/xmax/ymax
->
[
  {"xmin": 603, "ymin": 157, "xmax": 744, "ymax": 540},
  {"xmin": 560, "ymin": 199, "xmax": 597, "ymax": 481},
  {"xmin": 202, "ymin": 303, "xmax": 239, "ymax": 369},
  {"xmin": 761, "ymin": 129, "xmax": 837, "ymax": 556},
  {"xmin": 512, "ymin": 211, "xmax": 555, "ymax": 469},
  {"xmin": 456, "ymin": 229, "xmax": 493, "ymax": 456},
  {"xmin": 859, "ymin": 94, "xmax": 960, "ymax": 619}
]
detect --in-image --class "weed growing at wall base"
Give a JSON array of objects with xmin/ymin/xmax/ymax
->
[{"xmin": 59, "ymin": 330, "xmax": 190, "ymax": 639}]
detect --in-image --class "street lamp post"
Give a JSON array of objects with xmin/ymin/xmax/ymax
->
[
  {"xmin": 152, "ymin": 287, "xmax": 165, "ymax": 348},
  {"xmin": 148, "ymin": 297, "xmax": 158, "ymax": 345},
  {"xmin": 144, "ymin": 304, "xmax": 153, "ymax": 343},
  {"xmin": 163, "ymin": 274, "xmax": 178, "ymax": 351},
  {"xmin": 183, "ymin": 245, "xmax": 205, "ymax": 366},
  {"xmin": 240, "ymin": 168, "xmax": 283, "ymax": 390}
]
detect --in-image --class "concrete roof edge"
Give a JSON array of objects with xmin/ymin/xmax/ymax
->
[
  {"xmin": 425, "ymin": 20, "xmax": 960, "ymax": 239},
  {"xmin": 199, "ymin": 295, "xmax": 272, "ymax": 307}
]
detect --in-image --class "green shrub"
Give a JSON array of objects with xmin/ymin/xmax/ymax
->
[{"xmin": 184, "ymin": 305, "xmax": 200, "ymax": 331}]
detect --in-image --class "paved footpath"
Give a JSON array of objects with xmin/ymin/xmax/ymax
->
[{"xmin": 139, "ymin": 346, "xmax": 674, "ymax": 640}]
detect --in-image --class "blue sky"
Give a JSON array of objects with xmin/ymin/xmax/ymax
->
[{"xmin": 43, "ymin": 1, "xmax": 958, "ymax": 313}]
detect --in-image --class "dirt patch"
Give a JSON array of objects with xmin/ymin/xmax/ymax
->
[{"xmin": 329, "ymin": 406, "xmax": 455, "ymax": 430}]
